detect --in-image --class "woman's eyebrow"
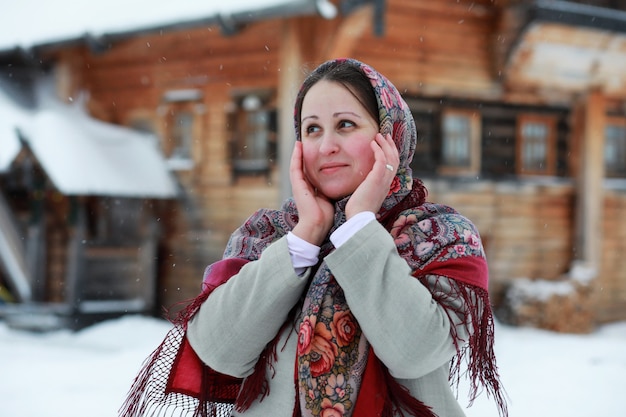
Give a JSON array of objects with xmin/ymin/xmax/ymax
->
[
  {"xmin": 333, "ymin": 111, "xmax": 362, "ymax": 118},
  {"xmin": 302, "ymin": 111, "xmax": 361, "ymax": 122}
]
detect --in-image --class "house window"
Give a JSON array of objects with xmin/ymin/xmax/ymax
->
[
  {"xmin": 168, "ymin": 109, "xmax": 193, "ymax": 159},
  {"xmin": 516, "ymin": 115, "xmax": 556, "ymax": 175},
  {"xmin": 605, "ymin": 119, "xmax": 626, "ymax": 177},
  {"xmin": 439, "ymin": 109, "xmax": 481, "ymax": 175},
  {"xmin": 229, "ymin": 93, "xmax": 276, "ymax": 182},
  {"xmin": 408, "ymin": 109, "xmax": 437, "ymax": 176},
  {"xmin": 161, "ymin": 89, "xmax": 203, "ymax": 169}
]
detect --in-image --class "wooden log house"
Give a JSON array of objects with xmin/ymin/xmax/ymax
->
[{"xmin": 0, "ymin": 0, "xmax": 625, "ymax": 331}]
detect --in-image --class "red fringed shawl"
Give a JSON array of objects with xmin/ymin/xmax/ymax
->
[{"xmin": 119, "ymin": 182, "xmax": 508, "ymax": 417}]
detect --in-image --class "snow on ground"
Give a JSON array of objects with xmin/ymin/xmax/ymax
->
[{"xmin": 1, "ymin": 315, "xmax": 625, "ymax": 417}]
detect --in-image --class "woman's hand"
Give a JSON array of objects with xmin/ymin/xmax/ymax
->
[
  {"xmin": 345, "ymin": 133, "xmax": 399, "ymax": 219},
  {"xmin": 290, "ymin": 141, "xmax": 335, "ymax": 246}
]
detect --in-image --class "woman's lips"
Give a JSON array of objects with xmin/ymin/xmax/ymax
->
[{"xmin": 319, "ymin": 163, "xmax": 348, "ymax": 174}]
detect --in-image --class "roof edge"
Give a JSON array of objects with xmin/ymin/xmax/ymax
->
[
  {"xmin": 0, "ymin": 0, "xmax": 338, "ymax": 55},
  {"xmin": 532, "ymin": 0, "xmax": 626, "ymax": 34}
]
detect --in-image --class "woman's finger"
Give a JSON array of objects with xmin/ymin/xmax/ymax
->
[
  {"xmin": 378, "ymin": 133, "xmax": 399, "ymax": 171},
  {"xmin": 290, "ymin": 141, "xmax": 302, "ymax": 177},
  {"xmin": 370, "ymin": 133, "xmax": 395, "ymax": 176}
]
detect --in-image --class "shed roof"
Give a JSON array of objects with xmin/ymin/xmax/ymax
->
[
  {"xmin": 1, "ymin": 84, "xmax": 178, "ymax": 198},
  {"xmin": 18, "ymin": 100, "xmax": 179, "ymax": 199}
]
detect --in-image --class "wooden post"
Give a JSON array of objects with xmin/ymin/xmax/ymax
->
[
  {"xmin": 65, "ymin": 197, "xmax": 86, "ymax": 311},
  {"xmin": 574, "ymin": 89, "xmax": 606, "ymax": 271},
  {"xmin": 324, "ymin": 5, "xmax": 372, "ymax": 59},
  {"xmin": 277, "ymin": 20, "xmax": 304, "ymax": 204}
]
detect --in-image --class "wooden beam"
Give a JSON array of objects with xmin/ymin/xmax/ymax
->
[
  {"xmin": 574, "ymin": 89, "xmax": 606, "ymax": 271},
  {"xmin": 324, "ymin": 5, "xmax": 373, "ymax": 59},
  {"xmin": 277, "ymin": 20, "xmax": 305, "ymax": 203}
]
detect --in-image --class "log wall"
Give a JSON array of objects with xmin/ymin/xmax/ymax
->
[
  {"xmin": 425, "ymin": 180, "xmax": 576, "ymax": 304},
  {"xmin": 35, "ymin": 0, "xmax": 626, "ymax": 324},
  {"xmin": 597, "ymin": 190, "xmax": 626, "ymax": 322},
  {"xmin": 348, "ymin": 0, "xmax": 499, "ymax": 98}
]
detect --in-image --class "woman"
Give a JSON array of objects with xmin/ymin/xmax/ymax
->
[{"xmin": 120, "ymin": 58, "xmax": 507, "ymax": 417}]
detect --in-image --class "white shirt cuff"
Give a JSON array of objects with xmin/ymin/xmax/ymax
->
[
  {"xmin": 330, "ymin": 211, "xmax": 376, "ymax": 248},
  {"xmin": 287, "ymin": 232, "xmax": 320, "ymax": 276}
]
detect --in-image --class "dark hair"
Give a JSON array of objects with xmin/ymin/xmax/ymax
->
[{"xmin": 295, "ymin": 60, "xmax": 379, "ymax": 139}]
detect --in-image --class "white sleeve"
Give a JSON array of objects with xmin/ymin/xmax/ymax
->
[
  {"xmin": 330, "ymin": 211, "xmax": 376, "ymax": 248},
  {"xmin": 287, "ymin": 231, "xmax": 320, "ymax": 276}
]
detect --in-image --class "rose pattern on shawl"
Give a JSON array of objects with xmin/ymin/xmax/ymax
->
[
  {"xmin": 320, "ymin": 398, "xmax": 345, "ymax": 417},
  {"xmin": 298, "ymin": 289, "xmax": 361, "ymax": 416},
  {"xmin": 298, "ymin": 315, "xmax": 317, "ymax": 355},
  {"xmin": 309, "ymin": 323, "xmax": 338, "ymax": 377},
  {"xmin": 331, "ymin": 310, "xmax": 357, "ymax": 347}
]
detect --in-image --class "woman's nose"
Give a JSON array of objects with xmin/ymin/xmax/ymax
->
[{"xmin": 318, "ymin": 132, "xmax": 340, "ymax": 155}]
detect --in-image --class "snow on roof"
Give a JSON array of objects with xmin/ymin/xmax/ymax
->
[
  {"xmin": 16, "ymin": 98, "xmax": 178, "ymax": 199},
  {"xmin": 0, "ymin": 0, "xmax": 335, "ymax": 51},
  {"xmin": 0, "ymin": 90, "xmax": 29, "ymax": 173}
]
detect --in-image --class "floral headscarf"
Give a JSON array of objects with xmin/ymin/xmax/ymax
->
[{"xmin": 293, "ymin": 58, "xmax": 417, "ymax": 212}]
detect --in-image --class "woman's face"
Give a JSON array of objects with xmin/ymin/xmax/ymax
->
[{"xmin": 300, "ymin": 80, "xmax": 379, "ymax": 200}]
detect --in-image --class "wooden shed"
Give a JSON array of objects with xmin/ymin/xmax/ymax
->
[
  {"xmin": 1, "ymin": 0, "xmax": 625, "ymax": 331},
  {"xmin": 0, "ymin": 80, "xmax": 178, "ymax": 329}
]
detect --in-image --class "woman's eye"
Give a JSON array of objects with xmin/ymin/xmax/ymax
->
[
  {"xmin": 305, "ymin": 125, "xmax": 320, "ymax": 135},
  {"xmin": 338, "ymin": 120, "xmax": 356, "ymax": 129}
]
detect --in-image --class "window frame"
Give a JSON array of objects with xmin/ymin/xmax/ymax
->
[
  {"xmin": 438, "ymin": 108, "xmax": 481, "ymax": 176},
  {"xmin": 516, "ymin": 114, "xmax": 557, "ymax": 176},
  {"xmin": 605, "ymin": 116, "xmax": 626, "ymax": 178},
  {"xmin": 163, "ymin": 101, "xmax": 199, "ymax": 161},
  {"xmin": 227, "ymin": 92, "xmax": 276, "ymax": 182},
  {"xmin": 159, "ymin": 89, "xmax": 204, "ymax": 170}
]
